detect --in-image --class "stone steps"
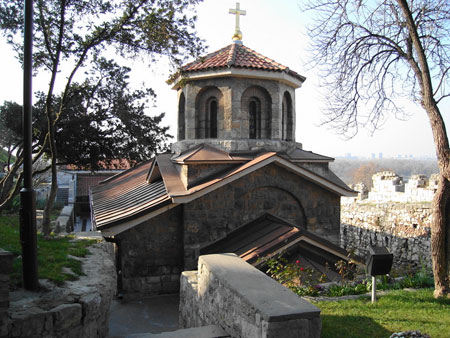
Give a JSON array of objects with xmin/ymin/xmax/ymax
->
[{"xmin": 110, "ymin": 325, "xmax": 230, "ymax": 338}]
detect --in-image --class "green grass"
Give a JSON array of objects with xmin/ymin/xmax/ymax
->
[
  {"xmin": 316, "ymin": 289, "xmax": 450, "ymax": 338},
  {"xmin": 0, "ymin": 215, "xmax": 98, "ymax": 288}
]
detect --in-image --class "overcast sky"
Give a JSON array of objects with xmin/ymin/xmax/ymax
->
[{"xmin": 0, "ymin": 0, "xmax": 446, "ymax": 159}]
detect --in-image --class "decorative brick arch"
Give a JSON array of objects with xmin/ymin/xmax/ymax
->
[
  {"xmin": 241, "ymin": 86, "xmax": 272, "ymax": 139},
  {"xmin": 195, "ymin": 86, "xmax": 224, "ymax": 139},
  {"xmin": 240, "ymin": 186, "xmax": 307, "ymax": 228}
]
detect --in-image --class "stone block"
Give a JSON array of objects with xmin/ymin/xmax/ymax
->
[
  {"xmin": 0, "ymin": 250, "xmax": 14, "ymax": 275},
  {"xmin": 50, "ymin": 303, "xmax": 82, "ymax": 331}
]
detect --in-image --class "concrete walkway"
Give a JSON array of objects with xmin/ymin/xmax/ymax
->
[{"xmin": 108, "ymin": 294, "xmax": 180, "ymax": 337}]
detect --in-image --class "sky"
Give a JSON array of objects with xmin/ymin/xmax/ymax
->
[{"xmin": 0, "ymin": 0, "xmax": 446, "ymax": 159}]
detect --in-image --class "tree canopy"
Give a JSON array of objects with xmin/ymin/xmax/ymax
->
[{"xmin": 0, "ymin": 0, "xmax": 204, "ymax": 233}]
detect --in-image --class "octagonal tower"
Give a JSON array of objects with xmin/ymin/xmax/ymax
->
[{"xmin": 171, "ymin": 42, "xmax": 306, "ymax": 154}]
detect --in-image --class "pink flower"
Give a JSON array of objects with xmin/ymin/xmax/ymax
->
[
  {"xmin": 295, "ymin": 260, "xmax": 300, "ymax": 265},
  {"xmin": 300, "ymin": 267, "xmax": 305, "ymax": 271}
]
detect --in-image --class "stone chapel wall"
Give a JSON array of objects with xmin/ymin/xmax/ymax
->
[
  {"xmin": 183, "ymin": 163, "xmax": 341, "ymax": 270},
  {"xmin": 117, "ymin": 206, "xmax": 183, "ymax": 298}
]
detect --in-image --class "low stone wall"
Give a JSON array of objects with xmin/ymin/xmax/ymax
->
[
  {"xmin": 0, "ymin": 249, "xmax": 14, "ymax": 337},
  {"xmin": 3, "ymin": 240, "xmax": 116, "ymax": 338},
  {"xmin": 180, "ymin": 254, "xmax": 321, "ymax": 338},
  {"xmin": 341, "ymin": 202, "xmax": 432, "ymax": 270}
]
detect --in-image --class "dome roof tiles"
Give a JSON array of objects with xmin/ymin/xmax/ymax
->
[{"xmin": 181, "ymin": 43, "xmax": 305, "ymax": 82}]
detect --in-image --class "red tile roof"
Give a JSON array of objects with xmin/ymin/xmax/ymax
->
[
  {"xmin": 181, "ymin": 43, "xmax": 306, "ymax": 82},
  {"xmin": 77, "ymin": 174, "xmax": 114, "ymax": 197}
]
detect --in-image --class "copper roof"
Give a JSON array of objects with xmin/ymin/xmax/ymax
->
[
  {"xmin": 181, "ymin": 43, "xmax": 306, "ymax": 83},
  {"xmin": 200, "ymin": 213, "xmax": 353, "ymax": 266},
  {"xmin": 91, "ymin": 145, "xmax": 355, "ymax": 231},
  {"xmin": 171, "ymin": 144, "xmax": 251, "ymax": 163},
  {"xmin": 284, "ymin": 148, "xmax": 334, "ymax": 162},
  {"xmin": 90, "ymin": 160, "xmax": 171, "ymax": 229}
]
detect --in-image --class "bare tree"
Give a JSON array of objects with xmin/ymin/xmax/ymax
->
[{"xmin": 304, "ymin": 0, "xmax": 450, "ymax": 297}]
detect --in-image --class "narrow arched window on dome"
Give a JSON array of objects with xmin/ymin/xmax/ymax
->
[
  {"xmin": 178, "ymin": 93, "xmax": 186, "ymax": 141},
  {"xmin": 282, "ymin": 92, "xmax": 293, "ymax": 141},
  {"xmin": 209, "ymin": 99, "xmax": 218, "ymax": 138},
  {"xmin": 282, "ymin": 102, "xmax": 286, "ymax": 140},
  {"xmin": 249, "ymin": 98, "xmax": 261, "ymax": 139}
]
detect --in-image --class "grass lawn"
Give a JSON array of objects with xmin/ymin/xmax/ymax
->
[
  {"xmin": 315, "ymin": 288, "xmax": 450, "ymax": 338},
  {"xmin": 0, "ymin": 215, "xmax": 98, "ymax": 288}
]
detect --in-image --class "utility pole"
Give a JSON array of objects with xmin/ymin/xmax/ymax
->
[{"xmin": 20, "ymin": 0, "xmax": 39, "ymax": 291}]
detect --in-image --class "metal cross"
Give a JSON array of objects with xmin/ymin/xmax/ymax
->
[{"xmin": 229, "ymin": 2, "xmax": 246, "ymax": 41}]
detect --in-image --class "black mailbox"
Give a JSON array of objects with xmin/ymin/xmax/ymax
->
[{"xmin": 366, "ymin": 246, "xmax": 393, "ymax": 276}]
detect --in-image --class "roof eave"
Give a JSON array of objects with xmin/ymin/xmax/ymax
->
[{"xmin": 171, "ymin": 68, "xmax": 305, "ymax": 90}]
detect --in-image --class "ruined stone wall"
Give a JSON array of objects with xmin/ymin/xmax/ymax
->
[
  {"xmin": 3, "ymin": 241, "xmax": 116, "ymax": 338},
  {"xmin": 179, "ymin": 254, "xmax": 321, "ymax": 338},
  {"xmin": 183, "ymin": 163, "xmax": 341, "ymax": 269},
  {"xmin": 117, "ymin": 206, "xmax": 183, "ymax": 298},
  {"xmin": 341, "ymin": 202, "xmax": 432, "ymax": 270}
]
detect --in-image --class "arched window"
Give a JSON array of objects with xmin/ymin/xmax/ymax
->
[
  {"xmin": 282, "ymin": 92, "xmax": 293, "ymax": 141},
  {"xmin": 281, "ymin": 102, "xmax": 286, "ymax": 140},
  {"xmin": 195, "ymin": 87, "xmax": 223, "ymax": 139},
  {"xmin": 249, "ymin": 98, "xmax": 261, "ymax": 139},
  {"xmin": 209, "ymin": 99, "xmax": 218, "ymax": 138},
  {"xmin": 178, "ymin": 93, "xmax": 186, "ymax": 141}
]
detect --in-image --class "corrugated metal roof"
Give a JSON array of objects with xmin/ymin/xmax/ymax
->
[
  {"xmin": 284, "ymin": 148, "xmax": 334, "ymax": 162},
  {"xmin": 91, "ymin": 160, "xmax": 170, "ymax": 229},
  {"xmin": 181, "ymin": 43, "xmax": 306, "ymax": 83},
  {"xmin": 200, "ymin": 213, "xmax": 352, "ymax": 265},
  {"xmin": 171, "ymin": 144, "xmax": 249, "ymax": 163},
  {"xmin": 90, "ymin": 146, "xmax": 355, "ymax": 231}
]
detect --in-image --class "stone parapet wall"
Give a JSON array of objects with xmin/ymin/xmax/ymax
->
[
  {"xmin": 179, "ymin": 254, "xmax": 321, "ymax": 338},
  {"xmin": 4, "ymin": 240, "xmax": 116, "ymax": 338},
  {"xmin": 340, "ymin": 202, "xmax": 432, "ymax": 270}
]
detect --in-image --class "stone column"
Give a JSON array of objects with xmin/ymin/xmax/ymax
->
[{"xmin": 184, "ymin": 84, "xmax": 200, "ymax": 140}]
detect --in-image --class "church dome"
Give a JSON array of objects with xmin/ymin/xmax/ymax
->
[{"xmin": 170, "ymin": 26, "xmax": 306, "ymax": 155}]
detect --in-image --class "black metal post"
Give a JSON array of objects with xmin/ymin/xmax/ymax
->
[{"xmin": 20, "ymin": 0, "xmax": 39, "ymax": 291}]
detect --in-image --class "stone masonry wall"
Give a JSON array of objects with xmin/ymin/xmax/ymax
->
[
  {"xmin": 341, "ymin": 202, "xmax": 432, "ymax": 270},
  {"xmin": 0, "ymin": 249, "xmax": 13, "ymax": 337},
  {"xmin": 179, "ymin": 254, "xmax": 321, "ymax": 338},
  {"xmin": 117, "ymin": 206, "xmax": 183, "ymax": 298},
  {"xmin": 183, "ymin": 163, "xmax": 340, "ymax": 269},
  {"xmin": 3, "ymin": 241, "xmax": 116, "ymax": 338}
]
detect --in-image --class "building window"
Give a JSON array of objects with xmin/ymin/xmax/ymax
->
[
  {"xmin": 209, "ymin": 99, "xmax": 218, "ymax": 138},
  {"xmin": 178, "ymin": 93, "xmax": 186, "ymax": 140},
  {"xmin": 282, "ymin": 92, "xmax": 293, "ymax": 141},
  {"xmin": 249, "ymin": 98, "xmax": 261, "ymax": 139}
]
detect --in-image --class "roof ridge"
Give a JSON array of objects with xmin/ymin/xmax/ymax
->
[{"xmin": 226, "ymin": 43, "xmax": 237, "ymax": 67}]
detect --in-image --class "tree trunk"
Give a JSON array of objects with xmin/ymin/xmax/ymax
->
[
  {"xmin": 41, "ymin": 161, "xmax": 57, "ymax": 235},
  {"xmin": 431, "ymin": 175, "xmax": 450, "ymax": 298},
  {"xmin": 422, "ymin": 100, "xmax": 450, "ymax": 298},
  {"xmin": 41, "ymin": 121, "xmax": 58, "ymax": 235}
]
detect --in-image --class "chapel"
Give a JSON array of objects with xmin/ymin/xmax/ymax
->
[{"xmin": 90, "ymin": 4, "xmax": 356, "ymax": 298}]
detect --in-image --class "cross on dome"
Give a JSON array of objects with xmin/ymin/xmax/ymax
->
[{"xmin": 229, "ymin": 2, "xmax": 246, "ymax": 43}]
